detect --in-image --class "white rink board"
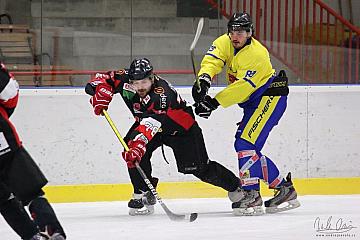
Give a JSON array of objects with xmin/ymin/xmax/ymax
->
[{"xmin": 12, "ymin": 85, "xmax": 360, "ymax": 185}]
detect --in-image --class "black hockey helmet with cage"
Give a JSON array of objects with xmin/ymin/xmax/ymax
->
[
  {"xmin": 227, "ymin": 12, "xmax": 254, "ymax": 34},
  {"xmin": 128, "ymin": 58, "xmax": 154, "ymax": 80}
]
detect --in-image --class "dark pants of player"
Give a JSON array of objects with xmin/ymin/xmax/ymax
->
[
  {"xmin": 0, "ymin": 114, "xmax": 65, "ymax": 239},
  {"xmin": 126, "ymin": 122, "xmax": 240, "ymax": 194}
]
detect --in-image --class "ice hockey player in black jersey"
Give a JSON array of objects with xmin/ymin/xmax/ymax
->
[
  {"xmin": 0, "ymin": 62, "xmax": 66, "ymax": 239},
  {"xmin": 86, "ymin": 58, "xmax": 245, "ymax": 215}
]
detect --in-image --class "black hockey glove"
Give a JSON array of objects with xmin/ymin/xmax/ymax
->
[
  {"xmin": 194, "ymin": 95, "xmax": 219, "ymax": 119},
  {"xmin": 192, "ymin": 73, "xmax": 211, "ymax": 103}
]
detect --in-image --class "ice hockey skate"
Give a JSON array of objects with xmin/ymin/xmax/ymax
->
[
  {"xmin": 30, "ymin": 233, "xmax": 47, "ymax": 240},
  {"xmin": 128, "ymin": 191, "xmax": 156, "ymax": 216},
  {"xmin": 232, "ymin": 189, "xmax": 264, "ymax": 216},
  {"xmin": 264, "ymin": 172, "xmax": 300, "ymax": 213},
  {"xmin": 228, "ymin": 187, "xmax": 246, "ymax": 203},
  {"xmin": 30, "ymin": 232, "xmax": 65, "ymax": 240}
]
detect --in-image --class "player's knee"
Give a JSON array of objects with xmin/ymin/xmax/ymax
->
[
  {"xmin": 234, "ymin": 138, "xmax": 255, "ymax": 152},
  {"xmin": 178, "ymin": 159, "xmax": 207, "ymax": 175},
  {"xmin": 178, "ymin": 165, "xmax": 200, "ymax": 174},
  {"xmin": 21, "ymin": 190, "xmax": 45, "ymax": 207},
  {"xmin": 191, "ymin": 161, "xmax": 216, "ymax": 182}
]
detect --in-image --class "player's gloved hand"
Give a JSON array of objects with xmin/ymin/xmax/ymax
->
[
  {"xmin": 194, "ymin": 95, "xmax": 219, "ymax": 119},
  {"xmin": 192, "ymin": 73, "xmax": 211, "ymax": 103},
  {"xmin": 90, "ymin": 83, "xmax": 113, "ymax": 115},
  {"xmin": 86, "ymin": 72, "xmax": 114, "ymax": 96},
  {"xmin": 122, "ymin": 140, "xmax": 147, "ymax": 168}
]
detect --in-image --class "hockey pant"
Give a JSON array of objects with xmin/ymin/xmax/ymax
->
[
  {"xmin": 126, "ymin": 122, "xmax": 240, "ymax": 194},
  {"xmin": 0, "ymin": 113, "xmax": 65, "ymax": 237},
  {"xmin": 235, "ymin": 95, "xmax": 287, "ymax": 191}
]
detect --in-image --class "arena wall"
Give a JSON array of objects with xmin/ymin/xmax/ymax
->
[{"xmin": 13, "ymin": 86, "xmax": 360, "ymax": 202}]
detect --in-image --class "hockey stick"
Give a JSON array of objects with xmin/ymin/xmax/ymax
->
[
  {"xmin": 102, "ymin": 110, "xmax": 198, "ymax": 222},
  {"xmin": 189, "ymin": 17, "xmax": 204, "ymax": 89}
]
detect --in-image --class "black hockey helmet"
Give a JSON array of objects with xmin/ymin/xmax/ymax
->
[
  {"xmin": 128, "ymin": 58, "xmax": 154, "ymax": 80},
  {"xmin": 227, "ymin": 12, "xmax": 254, "ymax": 34}
]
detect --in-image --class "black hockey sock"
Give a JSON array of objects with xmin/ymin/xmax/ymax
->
[
  {"xmin": 28, "ymin": 196, "xmax": 66, "ymax": 238},
  {"xmin": 0, "ymin": 197, "xmax": 38, "ymax": 239},
  {"xmin": 193, "ymin": 160, "xmax": 240, "ymax": 192}
]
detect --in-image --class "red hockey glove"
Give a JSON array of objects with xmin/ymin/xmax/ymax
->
[
  {"xmin": 122, "ymin": 140, "xmax": 146, "ymax": 168},
  {"xmin": 90, "ymin": 83, "xmax": 113, "ymax": 115}
]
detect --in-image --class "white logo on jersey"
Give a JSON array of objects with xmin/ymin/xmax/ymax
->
[
  {"xmin": 160, "ymin": 93, "xmax": 167, "ymax": 109},
  {"xmin": 140, "ymin": 117, "xmax": 161, "ymax": 137},
  {"xmin": 208, "ymin": 45, "xmax": 216, "ymax": 52},
  {"xmin": 142, "ymin": 95, "xmax": 151, "ymax": 105},
  {"xmin": 0, "ymin": 132, "xmax": 10, "ymax": 156},
  {"xmin": 124, "ymin": 83, "xmax": 136, "ymax": 93}
]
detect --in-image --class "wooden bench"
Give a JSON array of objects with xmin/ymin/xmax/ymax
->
[
  {"xmin": 0, "ymin": 26, "xmax": 35, "ymax": 64},
  {"xmin": 0, "ymin": 24, "xmax": 72, "ymax": 86},
  {"xmin": 0, "ymin": 24, "xmax": 30, "ymax": 33},
  {"xmin": 7, "ymin": 64, "xmax": 73, "ymax": 86}
]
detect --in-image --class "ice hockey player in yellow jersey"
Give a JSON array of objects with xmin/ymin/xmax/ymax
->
[{"xmin": 192, "ymin": 12, "xmax": 300, "ymax": 216}]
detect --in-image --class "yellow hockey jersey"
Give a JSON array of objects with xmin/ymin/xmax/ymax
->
[{"xmin": 198, "ymin": 34, "xmax": 275, "ymax": 108}]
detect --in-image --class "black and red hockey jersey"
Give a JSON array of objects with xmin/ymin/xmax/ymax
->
[
  {"xmin": 0, "ymin": 62, "xmax": 21, "ymax": 149},
  {"xmin": 0, "ymin": 62, "xmax": 19, "ymax": 118},
  {"xmin": 86, "ymin": 70, "xmax": 195, "ymax": 144}
]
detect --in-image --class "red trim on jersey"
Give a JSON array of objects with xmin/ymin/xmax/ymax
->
[
  {"xmin": 0, "ymin": 92, "xmax": 19, "ymax": 109},
  {"xmin": 167, "ymin": 108, "xmax": 195, "ymax": 130},
  {"xmin": 147, "ymin": 102, "xmax": 155, "ymax": 112}
]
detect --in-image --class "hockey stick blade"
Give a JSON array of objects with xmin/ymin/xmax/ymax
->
[
  {"xmin": 135, "ymin": 162, "xmax": 198, "ymax": 222},
  {"xmin": 190, "ymin": 17, "xmax": 204, "ymax": 51},
  {"xmin": 190, "ymin": 18, "xmax": 204, "ymax": 87},
  {"xmin": 162, "ymin": 204, "xmax": 198, "ymax": 222}
]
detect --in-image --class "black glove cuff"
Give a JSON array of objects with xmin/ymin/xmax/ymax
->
[
  {"xmin": 209, "ymin": 97, "xmax": 220, "ymax": 109},
  {"xmin": 198, "ymin": 73, "xmax": 211, "ymax": 86},
  {"xmin": 204, "ymin": 95, "xmax": 220, "ymax": 110}
]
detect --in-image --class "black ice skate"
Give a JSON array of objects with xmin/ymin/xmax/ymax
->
[
  {"xmin": 128, "ymin": 191, "xmax": 156, "ymax": 216},
  {"xmin": 232, "ymin": 189, "xmax": 264, "ymax": 216},
  {"xmin": 264, "ymin": 172, "xmax": 301, "ymax": 213}
]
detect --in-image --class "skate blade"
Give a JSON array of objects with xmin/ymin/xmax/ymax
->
[
  {"xmin": 233, "ymin": 206, "xmax": 264, "ymax": 216},
  {"xmin": 265, "ymin": 199, "xmax": 300, "ymax": 214},
  {"xmin": 49, "ymin": 233, "xmax": 66, "ymax": 240},
  {"xmin": 129, "ymin": 205, "xmax": 154, "ymax": 216}
]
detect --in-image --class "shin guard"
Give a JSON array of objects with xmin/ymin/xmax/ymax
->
[
  {"xmin": 0, "ymin": 194, "xmax": 38, "ymax": 239},
  {"xmin": 28, "ymin": 196, "xmax": 66, "ymax": 238},
  {"xmin": 237, "ymin": 150, "xmax": 284, "ymax": 190}
]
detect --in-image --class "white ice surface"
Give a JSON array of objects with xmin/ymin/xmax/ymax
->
[{"xmin": 1, "ymin": 195, "xmax": 359, "ymax": 240}]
